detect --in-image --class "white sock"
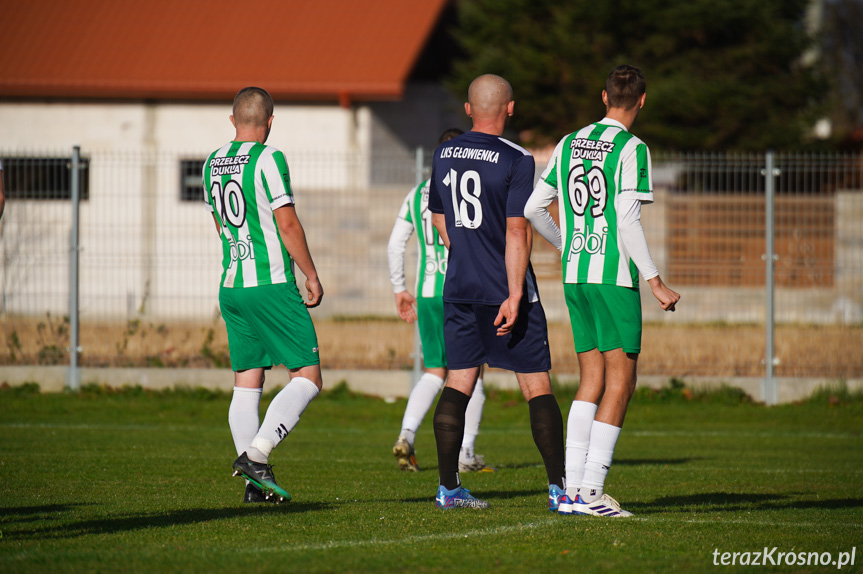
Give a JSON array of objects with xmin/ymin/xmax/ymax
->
[
  {"xmin": 461, "ymin": 378, "xmax": 485, "ymax": 453},
  {"xmin": 246, "ymin": 377, "xmax": 320, "ymax": 463},
  {"xmin": 228, "ymin": 387, "xmax": 262, "ymax": 456},
  {"xmin": 398, "ymin": 372, "xmax": 444, "ymax": 445},
  {"xmin": 565, "ymin": 400, "xmax": 597, "ymax": 499},
  {"xmin": 581, "ymin": 420, "xmax": 621, "ymax": 502}
]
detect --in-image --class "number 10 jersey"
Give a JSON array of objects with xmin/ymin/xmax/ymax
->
[
  {"xmin": 539, "ymin": 118, "xmax": 654, "ymax": 288},
  {"xmin": 202, "ymin": 141, "xmax": 296, "ymax": 289}
]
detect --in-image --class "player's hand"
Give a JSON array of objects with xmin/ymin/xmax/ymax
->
[
  {"xmin": 648, "ymin": 276, "xmax": 680, "ymax": 312},
  {"xmin": 494, "ymin": 295, "xmax": 521, "ymax": 336},
  {"xmin": 305, "ymin": 276, "xmax": 324, "ymax": 308},
  {"xmin": 394, "ymin": 291, "xmax": 417, "ymax": 324}
]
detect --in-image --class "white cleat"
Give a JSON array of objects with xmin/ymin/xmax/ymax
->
[
  {"xmin": 458, "ymin": 453, "xmax": 495, "ymax": 473},
  {"xmin": 572, "ymin": 493, "xmax": 634, "ymax": 517}
]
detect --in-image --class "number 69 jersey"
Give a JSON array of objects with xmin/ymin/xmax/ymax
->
[
  {"xmin": 540, "ymin": 118, "xmax": 654, "ymax": 288},
  {"xmin": 428, "ymin": 131, "xmax": 539, "ymax": 306},
  {"xmin": 202, "ymin": 141, "xmax": 296, "ymax": 288}
]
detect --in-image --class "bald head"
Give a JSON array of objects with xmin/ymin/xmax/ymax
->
[
  {"xmin": 232, "ymin": 87, "xmax": 274, "ymax": 128},
  {"xmin": 467, "ymin": 74, "xmax": 513, "ymax": 119}
]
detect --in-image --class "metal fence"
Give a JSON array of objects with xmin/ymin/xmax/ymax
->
[{"xmin": 1, "ymin": 148, "xmax": 861, "ymax": 396}]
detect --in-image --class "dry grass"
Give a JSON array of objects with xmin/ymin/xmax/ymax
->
[{"xmin": 2, "ymin": 314, "xmax": 860, "ymax": 379}]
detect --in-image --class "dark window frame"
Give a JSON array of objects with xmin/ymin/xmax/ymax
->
[
  {"xmin": 1, "ymin": 156, "xmax": 90, "ymax": 200},
  {"xmin": 180, "ymin": 158, "xmax": 206, "ymax": 202}
]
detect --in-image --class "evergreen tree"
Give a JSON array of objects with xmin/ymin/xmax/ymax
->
[{"xmin": 447, "ymin": 0, "xmax": 825, "ymax": 150}]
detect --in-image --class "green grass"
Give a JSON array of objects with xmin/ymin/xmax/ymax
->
[{"xmin": 1, "ymin": 381, "xmax": 861, "ymax": 573}]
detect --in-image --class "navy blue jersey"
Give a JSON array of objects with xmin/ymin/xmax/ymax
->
[{"xmin": 428, "ymin": 131, "xmax": 540, "ymax": 305}]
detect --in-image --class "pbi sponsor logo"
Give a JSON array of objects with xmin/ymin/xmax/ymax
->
[
  {"xmin": 229, "ymin": 235, "xmax": 255, "ymax": 262},
  {"xmin": 567, "ymin": 228, "xmax": 608, "ymax": 259},
  {"xmin": 424, "ymin": 252, "xmax": 448, "ymax": 276}
]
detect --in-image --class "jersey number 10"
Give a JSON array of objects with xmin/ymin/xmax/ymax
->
[
  {"xmin": 210, "ymin": 180, "xmax": 247, "ymax": 228},
  {"xmin": 443, "ymin": 168, "xmax": 483, "ymax": 229}
]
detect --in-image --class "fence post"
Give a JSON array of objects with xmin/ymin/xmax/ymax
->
[
  {"xmin": 66, "ymin": 146, "xmax": 81, "ymax": 392},
  {"xmin": 762, "ymin": 150, "xmax": 779, "ymax": 405},
  {"xmin": 410, "ymin": 146, "xmax": 424, "ymax": 390}
]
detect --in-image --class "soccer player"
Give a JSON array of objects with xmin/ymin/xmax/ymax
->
[
  {"xmin": 428, "ymin": 74, "xmax": 566, "ymax": 510},
  {"xmin": 0, "ymin": 158, "xmax": 5, "ymax": 219},
  {"xmin": 203, "ymin": 87, "xmax": 324, "ymax": 504},
  {"xmin": 525, "ymin": 65, "xmax": 680, "ymax": 517},
  {"xmin": 388, "ymin": 128, "xmax": 491, "ymax": 474}
]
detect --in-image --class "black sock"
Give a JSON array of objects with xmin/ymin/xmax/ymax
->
[
  {"xmin": 528, "ymin": 394, "xmax": 565, "ymax": 489},
  {"xmin": 433, "ymin": 387, "xmax": 471, "ymax": 490}
]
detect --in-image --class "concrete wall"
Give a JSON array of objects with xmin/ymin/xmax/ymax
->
[{"xmin": 2, "ymin": 365, "xmax": 859, "ymax": 405}]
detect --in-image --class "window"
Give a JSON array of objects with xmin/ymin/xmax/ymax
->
[
  {"xmin": 180, "ymin": 159, "xmax": 205, "ymax": 202},
  {"xmin": 1, "ymin": 157, "xmax": 89, "ymax": 200}
]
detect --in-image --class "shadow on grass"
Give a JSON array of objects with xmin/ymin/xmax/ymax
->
[
  {"xmin": 2, "ymin": 503, "xmax": 330, "ymax": 541},
  {"xmin": 628, "ymin": 492, "xmax": 863, "ymax": 514},
  {"xmin": 0, "ymin": 503, "xmax": 97, "ymax": 518}
]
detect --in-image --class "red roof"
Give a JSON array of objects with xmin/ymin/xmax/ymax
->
[{"xmin": 0, "ymin": 0, "xmax": 446, "ymax": 102}]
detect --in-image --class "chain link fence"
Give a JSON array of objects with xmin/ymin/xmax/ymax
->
[{"xmin": 1, "ymin": 148, "xmax": 861, "ymax": 385}]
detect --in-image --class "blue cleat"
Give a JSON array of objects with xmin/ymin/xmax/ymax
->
[
  {"xmin": 435, "ymin": 485, "xmax": 489, "ymax": 509},
  {"xmin": 549, "ymin": 484, "xmax": 567, "ymax": 512}
]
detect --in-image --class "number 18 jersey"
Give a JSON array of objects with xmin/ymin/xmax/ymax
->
[
  {"xmin": 540, "ymin": 118, "xmax": 653, "ymax": 288},
  {"xmin": 203, "ymin": 141, "xmax": 296, "ymax": 288},
  {"xmin": 428, "ymin": 131, "xmax": 539, "ymax": 305}
]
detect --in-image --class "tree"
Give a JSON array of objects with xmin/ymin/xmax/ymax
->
[
  {"xmin": 821, "ymin": 0, "xmax": 863, "ymax": 149},
  {"xmin": 447, "ymin": 0, "xmax": 826, "ymax": 150}
]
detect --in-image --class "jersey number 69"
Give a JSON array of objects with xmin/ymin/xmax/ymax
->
[{"xmin": 567, "ymin": 165, "xmax": 607, "ymax": 218}]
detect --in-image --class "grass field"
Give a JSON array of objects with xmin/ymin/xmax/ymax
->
[
  {"xmin": 1, "ymin": 382, "xmax": 861, "ymax": 573},
  {"xmin": 3, "ymin": 316, "xmax": 862, "ymax": 378}
]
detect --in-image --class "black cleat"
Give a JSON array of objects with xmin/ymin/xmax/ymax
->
[
  {"xmin": 232, "ymin": 452, "xmax": 291, "ymax": 503},
  {"xmin": 243, "ymin": 482, "xmax": 272, "ymax": 504}
]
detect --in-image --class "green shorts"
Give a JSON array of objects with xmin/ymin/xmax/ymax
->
[
  {"xmin": 416, "ymin": 296, "xmax": 446, "ymax": 369},
  {"xmin": 219, "ymin": 283, "xmax": 320, "ymax": 371},
  {"xmin": 564, "ymin": 283, "xmax": 642, "ymax": 354}
]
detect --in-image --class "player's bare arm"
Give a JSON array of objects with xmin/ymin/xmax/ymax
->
[
  {"xmin": 431, "ymin": 212, "xmax": 450, "ymax": 249},
  {"xmin": 494, "ymin": 216, "xmax": 531, "ymax": 336},
  {"xmin": 273, "ymin": 205, "xmax": 323, "ymax": 307}
]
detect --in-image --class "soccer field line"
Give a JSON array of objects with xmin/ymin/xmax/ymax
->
[
  {"xmin": 248, "ymin": 519, "xmax": 560, "ymax": 553},
  {"xmin": 246, "ymin": 515, "xmax": 862, "ymax": 554}
]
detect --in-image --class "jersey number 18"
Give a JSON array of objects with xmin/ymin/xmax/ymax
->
[{"xmin": 443, "ymin": 168, "xmax": 483, "ymax": 229}]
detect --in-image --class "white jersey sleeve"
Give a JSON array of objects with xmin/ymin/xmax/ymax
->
[
  {"xmin": 525, "ymin": 178, "xmax": 562, "ymax": 251},
  {"xmin": 617, "ymin": 197, "xmax": 658, "ymax": 281},
  {"xmin": 525, "ymin": 138, "xmax": 565, "ymax": 251},
  {"xmin": 387, "ymin": 191, "xmax": 415, "ymax": 294}
]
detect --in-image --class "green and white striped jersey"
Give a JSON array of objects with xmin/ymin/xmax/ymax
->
[
  {"xmin": 540, "ymin": 118, "xmax": 653, "ymax": 288},
  {"xmin": 202, "ymin": 141, "xmax": 295, "ymax": 288},
  {"xmin": 396, "ymin": 179, "xmax": 448, "ymax": 298}
]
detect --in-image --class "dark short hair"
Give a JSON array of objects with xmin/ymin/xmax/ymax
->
[
  {"xmin": 232, "ymin": 87, "xmax": 274, "ymax": 126},
  {"xmin": 438, "ymin": 128, "xmax": 464, "ymax": 145},
  {"xmin": 605, "ymin": 65, "xmax": 646, "ymax": 110}
]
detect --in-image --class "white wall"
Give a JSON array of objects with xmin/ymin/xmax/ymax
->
[{"xmin": 0, "ymin": 101, "xmax": 378, "ymax": 319}]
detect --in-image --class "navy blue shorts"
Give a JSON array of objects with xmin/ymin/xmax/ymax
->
[{"xmin": 443, "ymin": 299, "xmax": 552, "ymax": 373}]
